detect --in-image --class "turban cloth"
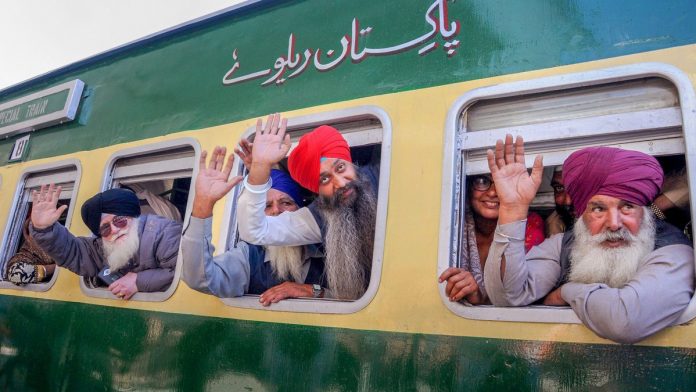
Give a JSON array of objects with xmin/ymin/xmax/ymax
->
[
  {"xmin": 270, "ymin": 169, "xmax": 304, "ymax": 207},
  {"xmin": 563, "ymin": 147, "xmax": 663, "ymax": 217},
  {"xmin": 287, "ymin": 125, "xmax": 352, "ymax": 193},
  {"xmin": 81, "ymin": 188, "xmax": 141, "ymax": 236}
]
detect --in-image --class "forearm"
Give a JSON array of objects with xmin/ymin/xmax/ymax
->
[
  {"xmin": 237, "ymin": 185, "xmax": 321, "ymax": 246},
  {"xmin": 29, "ymin": 223, "xmax": 100, "ymax": 276},
  {"xmin": 484, "ymin": 222, "xmax": 561, "ymax": 306},
  {"xmin": 248, "ymin": 162, "xmax": 272, "ymax": 186},
  {"xmin": 181, "ymin": 217, "xmax": 250, "ymax": 297}
]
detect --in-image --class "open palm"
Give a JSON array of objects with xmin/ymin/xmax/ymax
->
[
  {"xmin": 486, "ymin": 135, "xmax": 543, "ymax": 223},
  {"xmin": 196, "ymin": 147, "xmax": 242, "ymax": 204},
  {"xmin": 251, "ymin": 113, "xmax": 291, "ymax": 166},
  {"xmin": 31, "ymin": 184, "xmax": 67, "ymax": 229}
]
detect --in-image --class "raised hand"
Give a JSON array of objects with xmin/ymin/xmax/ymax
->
[
  {"xmin": 486, "ymin": 134, "xmax": 543, "ymax": 224},
  {"xmin": 233, "ymin": 138, "xmax": 253, "ymax": 170},
  {"xmin": 251, "ymin": 113, "xmax": 291, "ymax": 167},
  {"xmin": 192, "ymin": 146, "xmax": 243, "ymax": 218},
  {"xmin": 31, "ymin": 184, "xmax": 67, "ymax": 229}
]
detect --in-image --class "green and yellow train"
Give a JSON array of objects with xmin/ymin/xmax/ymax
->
[{"xmin": 1, "ymin": 0, "xmax": 696, "ymax": 390}]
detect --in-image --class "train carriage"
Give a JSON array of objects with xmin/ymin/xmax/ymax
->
[{"xmin": 1, "ymin": 0, "xmax": 696, "ymax": 390}]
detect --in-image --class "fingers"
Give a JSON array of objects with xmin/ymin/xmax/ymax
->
[
  {"xmin": 50, "ymin": 185, "xmax": 62, "ymax": 204},
  {"xmin": 486, "ymin": 149, "xmax": 498, "ymax": 175},
  {"xmin": 208, "ymin": 146, "xmax": 220, "ymax": 170},
  {"xmin": 221, "ymin": 151, "xmax": 235, "ymax": 178},
  {"xmin": 255, "ymin": 118, "xmax": 263, "ymax": 137},
  {"xmin": 215, "ymin": 147, "xmax": 227, "ymax": 172},
  {"xmin": 513, "ymin": 135, "xmax": 525, "ymax": 164},
  {"xmin": 227, "ymin": 176, "xmax": 243, "ymax": 189},
  {"xmin": 495, "ymin": 139, "xmax": 505, "ymax": 169},
  {"xmin": 240, "ymin": 139, "xmax": 252, "ymax": 155},
  {"xmin": 504, "ymin": 134, "xmax": 515, "ymax": 164},
  {"xmin": 277, "ymin": 117, "xmax": 288, "ymax": 143},
  {"xmin": 54, "ymin": 204, "xmax": 68, "ymax": 219},
  {"xmin": 531, "ymin": 154, "xmax": 544, "ymax": 185},
  {"xmin": 438, "ymin": 267, "xmax": 460, "ymax": 283},
  {"xmin": 199, "ymin": 150, "xmax": 208, "ymax": 170},
  {"xmin": 262, "ymin": 114, "xmax": 275, "ymax": 135}
]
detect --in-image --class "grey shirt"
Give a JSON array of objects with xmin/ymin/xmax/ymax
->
[
  {"xmin": 484, "ymin": 220, "xmax": 695, "ymax": 344},
  {"xmin": 181, "ymin": 216, "xmax": 330, "ymax": 298}
]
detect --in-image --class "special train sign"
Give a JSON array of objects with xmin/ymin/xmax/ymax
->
[{"xmin": 0, "ymin": 79, "xmax": 84, "ymax": 138}]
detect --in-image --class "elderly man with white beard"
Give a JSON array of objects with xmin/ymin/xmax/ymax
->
[
  {"xmin": 236, "ymin": 114, "xmax": 378, "ymax": 301},
  {"xmin": 480, "ymin": 135, "xmax": 694, "ymax": 344},
  {"xmin": 181, "ymin": 147, "xmax": 329, "ymax": 305},
  {"xmin": 29, "ymin": 185, "xmax": 182, "ymax": 299}
]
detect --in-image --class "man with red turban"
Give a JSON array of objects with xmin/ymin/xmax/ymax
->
[
  {"xmin": 478, "ymin": 135, "xmax": 694, "ymax": 344},
  {"xmin": 236, "ymin": 114, "xmax": 379, "ymax": 300}
]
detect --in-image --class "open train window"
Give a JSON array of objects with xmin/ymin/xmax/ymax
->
[
  {"xmin": 218, "ymin": 106, "xmax": 391, "ymax": 313},
  {"xmin": 79, "ymin": 138, "xmax": 199, "ymax": 302},
  {"xmin": 0, "ymin": 160, "xmax": 81, "ymax": 291},
  {"xmin": 439, "ymin": 63, "xmax": 696, "ymax": 324}
]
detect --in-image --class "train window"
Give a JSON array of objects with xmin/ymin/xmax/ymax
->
[
  {"xmin": 79, "ymin": 138, "xmax": 199, "ymax": 302},
  {"xmin": 217, "ymin": 105, "xmax": 391, "ymax": 313},
  {"xmin": 439, "ymin": 63, "xmax": 696, "ymax": 324},
  {"xmin": 0, "ymin": 160, "xmax": 81, "ymax": 292}
]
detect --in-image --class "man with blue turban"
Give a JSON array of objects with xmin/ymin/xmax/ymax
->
[
  {"xmin": 477, "ymin": 135, "xmax": 694, "ymax": 344},
  {"xmin": 29, "ymin": 185, "xmax": 182, "ymax": 300},
  {"xmin": 181, "ymin": 146, "xmax": 329, "ymax": 305}
]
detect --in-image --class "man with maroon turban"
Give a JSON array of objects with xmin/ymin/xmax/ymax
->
[
  {"xmin": 479, "ymin": 135, "xmax": 694, "ymax": 344},
  {"xmin": 236, "ymin": 114, "xmax": 378, "ymax": 300}
]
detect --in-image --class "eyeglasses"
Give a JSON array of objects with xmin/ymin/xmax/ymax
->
[
  {"xmin": 551, "ymin": 184, "xmax": 565, "ymax": 194},
  {"xmin": 99, "ymin": 215, "xmax": 129, "ymax": 237},
  {"xmin": 471, "ymin": 176, "xmax": 493, "ymax": 191}
]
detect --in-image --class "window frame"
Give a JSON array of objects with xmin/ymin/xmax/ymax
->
[
  {"xmin": 218, "ymin": 105, "xmax": 392, "ymax": 314},
  {"xmin": 438, "ymin": 62, "xmax": 696, "ymax": 324},
  {"xmin": 0, "ymin": 159, "xmax": 82, "ymax": 292},
  {"xmin": 78, "ymin": 138, "xmax": 200, "ymax": 302}
]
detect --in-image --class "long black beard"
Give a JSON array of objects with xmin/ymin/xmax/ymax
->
[{"xmin": 317, "ymin": 174, "xmax": 377, "ymax": 300}]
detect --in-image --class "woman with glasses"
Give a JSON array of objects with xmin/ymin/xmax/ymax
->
[{"xmin": 439, "ymin": 174, "xmax": 544, "ymax": 305}]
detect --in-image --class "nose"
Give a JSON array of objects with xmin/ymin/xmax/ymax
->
[
  {"xmin": 268, "ymin": 202, "xmax": 281, "ymax": 216},
  {"xmin": 606, "ymin": 208, "xmax": 622, "ymax": 231},
  {"xmin": 486, "ymin": 182, "xmax": 497, "ymax": 196},
  {"xmin": 333, "ymin": 175, "xmax": 347, "ymax": 189},
  {"xmin": 562, "ymin": 193, "xmax": 572, "ymax": 205}
]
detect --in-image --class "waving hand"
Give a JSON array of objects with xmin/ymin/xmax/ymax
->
[
  {"xmin": 486, "ymin": 134, "xmax": 544, "ymax": 224},
  {"xmin": 31, "ymin": 184, "xmax": 67, "ymax": 229}
]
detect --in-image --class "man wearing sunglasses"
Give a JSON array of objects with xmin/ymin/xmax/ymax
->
[{"xmin": 29, "ymin": 185, "xmax": 182, "ymax": 300}]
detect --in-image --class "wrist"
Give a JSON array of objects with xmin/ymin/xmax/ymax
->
[
  {"xmin": 497, "ymin": 204, "xmax": 529, "ymax": 225},
  {"xmin": 248, "ymin": 162, "xmax": 272, "ymax": 185},
  {"xmin": 192, "ymin": 199, "xmax": 215, "ymax": 218}
]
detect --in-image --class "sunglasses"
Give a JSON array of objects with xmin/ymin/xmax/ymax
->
[
  {"xmin": 99, "ymin": 215, "xmax": 129, "ymax": 237},
  {"xmin": 471, "ymin": 176, "xmax": 493, "ymax": 191}
]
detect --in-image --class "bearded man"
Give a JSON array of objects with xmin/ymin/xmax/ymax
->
[
  {"xmin": 237, "ymin": 114, "xmax": 378, "ymax": 300},
  {"xmin": 545, "ymin": 166, "xmax": 575, "ymax": 237},
  {"xmin": 181, "ymin": 147, "xmax": 329, "ymax": 306},
  {"xmin": 480, "ymin": 135, "xmax": 694, "ymax": 344},
  {"xmin": 29, "ymin": 185, "xmax": 182, "ymax": 300}
]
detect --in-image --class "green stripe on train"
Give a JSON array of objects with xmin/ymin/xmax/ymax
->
[
  {"xmin": 1, "ymin": 0, "xmax": 696, "ymax": 162},
  {"xmin": 0, "ymin": 296, "xmax": 695, "ymax": 391}
]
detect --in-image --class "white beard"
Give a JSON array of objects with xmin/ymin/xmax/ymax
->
[
  {"xmin": 102, "ymin": 218, "xmax": 140, "ymax": 272},
  {"xmin": 266, "ymin": 245, "xmax": 305, "ymax": 282},
  {"xmin": 568, "ymin": 208, "xmax": 655, "ymax": 288}
]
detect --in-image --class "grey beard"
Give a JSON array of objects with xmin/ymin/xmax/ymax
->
[
  {"xmin": 266, "ymin": 245, "xmax": 305, "ymax": 282},
  {"xmin": 569, "ymin": 208, "xmax": 655, "ymax": 288},
  {"xmin": 317, "ymin": 174, "xmax": 377, "ymax": 300},
  {"xmin": 102, "ymin": 218, "xmax": 140, "ymax": 272}
]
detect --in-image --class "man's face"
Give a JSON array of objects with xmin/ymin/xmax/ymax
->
[
  {"xmin": 318, "ymin": 158, "xmax": 357, "ymax": 202},
  {"xmin": 581, "ymin": 194, "xmax": 644, "ymax": 247},
  {"xmin": 265, "ymin": 189, "xmax": 299, "ymax": 216},
  {"xmin": 551, "ymin": 171, "xmax": 572, "ymax": 208},
  {"xmin": 99, "ymin": 214, "xmax": 135, "ymax": 244}
]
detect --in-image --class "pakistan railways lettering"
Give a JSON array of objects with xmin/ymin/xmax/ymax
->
[{"xmin": 222, "ymin": 0, "xmax": 461, "ymax": 87}]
